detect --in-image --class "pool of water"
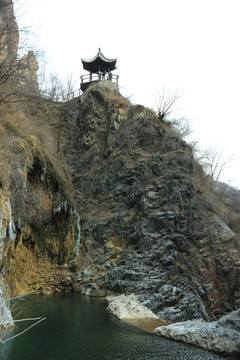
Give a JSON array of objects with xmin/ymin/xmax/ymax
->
[{"xmin": 0, "ymin": 293, "xmax": 237, "ymax": 360}]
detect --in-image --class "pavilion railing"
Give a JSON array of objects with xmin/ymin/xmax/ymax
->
[{"xmin": 80, "ymin": 73, "xmax": 119, "ymax": 84}]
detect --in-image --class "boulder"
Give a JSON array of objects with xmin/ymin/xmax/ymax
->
[
  {"xmin": 106, "ymin": 294, "xmax": 157, "ymax": 320},
  {"xmin": 154, "ymin": 309, "xmax": 240, "ymax": 355}
]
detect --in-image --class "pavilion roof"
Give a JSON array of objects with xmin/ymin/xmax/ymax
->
[{"xmin": 81, "ymin": 48, "xmax": 117, "ymax": 73}]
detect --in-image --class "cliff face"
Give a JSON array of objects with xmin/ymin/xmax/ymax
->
[
  {"xmin": 61, "ymin": 83, "xmax": 240, "ymax": 322},
  {"xmin": 0, "ymin": 1, "xmax": 80, "ymax": 301},
  {"xmin": 0, "ymin": 99, "xmax": 80, "ymax": 296},
  {"xmin": 0, "ymin": 80, "xmax": 238, "ymax": 322},
  {"xmin": 0, "ymin": 0, "xmax": 239, "ymax": 326}
]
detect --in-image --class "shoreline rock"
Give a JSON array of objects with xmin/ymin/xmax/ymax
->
[
  {"xmin": 0, "ymin": 276, "xmax": 14, "ymax": 331},
  {"xmin": 106, "ymin": 294, "xmax": 157, "ymax": 320},
  {"xmin": 154, "ymin": 309, "xmax": 240, "ymax": 355}
]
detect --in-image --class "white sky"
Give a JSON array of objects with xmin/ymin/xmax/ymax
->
[{"xmin": 15, "ymin": 0, "xmax": 240, "ymax": 188}]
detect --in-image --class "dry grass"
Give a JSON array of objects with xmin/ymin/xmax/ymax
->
[{"xmin": 0, "ymin": 97, "xmax": 74, "ymax": 222}]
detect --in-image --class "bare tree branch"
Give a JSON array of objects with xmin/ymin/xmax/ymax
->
[
  {"xmin": 0, "ymin": 317, "xmax": 46, "ymax": 344},
  {"xmin": 0, "ymin": 0, "xmax": 38, "ymax": 104},
  {"xmin": 193, "ymin": 144, "xmax": 235, "ymax": 186},
  {"xmin": 154, "ymin": 88, "xmax": 181, "ymax": 121}
]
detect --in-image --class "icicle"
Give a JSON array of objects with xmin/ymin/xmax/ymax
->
[
  {"xmin": 0, "ymin": 213, "xmax": 2, "ymax": 238},
  {"xmin": 53, "ymin": 201, "xmax": 68, "ymax": 215},
  {"xmin": 6, "ymin": 200, "xmax": 16, "ymax": 242},
  {"xmin": 53, "ymin": 205, "xmax": 61, "ymax": 215},
  {"xmin": 0, "ymin": 213, "xmax": 3, "ymax": 261},
  {"xmin": 75, "ymin": 214, "xmax": 81, "ymax": 259},
  {"xmin": 17, "ymin": 219, "xmax": 21, "ymax": 230},
  {"xmin": 67, "ymin": 210, "xmax": 82, "ymax": 261}
]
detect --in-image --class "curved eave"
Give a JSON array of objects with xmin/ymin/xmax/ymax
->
[
  {"xmin": 81, "ymin": 50, "xmax": 117, "ymax": 73},
  {"xmin": 82, "ymin": 59, "xmax": 116, "ymax": 73}
]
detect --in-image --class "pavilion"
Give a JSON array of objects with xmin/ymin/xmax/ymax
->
[{"xmin": 80, "ymin": 49, "xmax": 119, "ymax": 91}]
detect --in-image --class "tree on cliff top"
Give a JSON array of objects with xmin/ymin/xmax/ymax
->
[
  {"xmin": 155, "ymin": 88, "xmax": 181, "ymax": 121},
  {"xmin": 193, "ymin": 145, "xmax": 235, "ymax": 187}
]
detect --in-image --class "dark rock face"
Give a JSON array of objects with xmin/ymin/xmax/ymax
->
[
  {"xmin": 4, "ymin": 0, "xmax": 238, "ymax": 323},
  {"xmin": 62, "ymin": 82, "xmax": 239, "ymax": 321},
  {"xmin": 1, "ymin": 145, "xmax": 79, "ymax": 296}
]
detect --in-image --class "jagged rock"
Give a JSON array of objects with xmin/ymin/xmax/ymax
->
[
  {"xmin": 208, "ymin": 214, "xmax": 235, "ymax": 241},
  {"xmin": 64, "ymin": 82, "xmax": 240, "ymax": 321},
  {"xmin": 0, "ymin": 0, "xmax": 79, "ymax": 293},
  {"xmin": 0, "ymin": 0, "xmax": 18, "ymax": 64},
  {"xmin": 154, "ymin": 309, "xmax": 240, "ymax": 355},
  {"xmin": 17, "ymin": 50, "xmax": 40, "ymax": 95},
  {"xmin": 0, "ymin": 18, "xmax": 239, "ymax": 335},
  {"xmin": 0, "ymin": 1, "xmax": 39, "ymax": 95}
]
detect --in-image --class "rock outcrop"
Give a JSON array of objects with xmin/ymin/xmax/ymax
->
[
  {"xmin": 0, "ymin": 4, "xmax": 239, "ymax": 354},
  {"xmin": 0, "ymin": 0, "xmax": 18, "ymax": 65},
  {"xmin": 0, "ymin": 0, "xmax": 39, "ymax": 96},
  {"xmin": 16, "ymin": 50, "xmax": 40, "ymax": 95},
  {"xmin": 106, "ymin": 294, "xmax": 157, "ymax": 320},
  {"xmin": 64, "ymin": 82, "xmax": 239, "ymax": 322},
  {"xmin": 154, "ymin": 309, "xmax": 240, "ymax": 355},
  {"xmin": 0, "ymin": 1, "xmax": 80, "ymax": 299},
  {"xmin": 0, "ymin": 275, "xmax": 13, "ymax": 331},
  {"xmin": 0, "ymin": 103, "xmax": 80, "ymax": 295}
]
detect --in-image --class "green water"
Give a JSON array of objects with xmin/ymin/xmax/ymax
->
[{"xmin": 0, "ymin": 293, "xmax": 237, "ymax": 360}]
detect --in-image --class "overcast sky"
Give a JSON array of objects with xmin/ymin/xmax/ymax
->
[{"xmin": 15, "ymin": 0, "xmax": 240, "ymax": 188}]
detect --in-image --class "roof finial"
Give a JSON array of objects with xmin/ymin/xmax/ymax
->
[{"xmin": 98, "ymin": 48, "xmax": 101, "ymax": 53}]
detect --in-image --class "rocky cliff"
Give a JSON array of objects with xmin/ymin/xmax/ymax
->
[
  {"xmin": 0, "ymin": 99, "xmax": 80, "ymax": 295},
  {"xmin": 59, "ymin": 82, "xmax": 240, "ymax": 322},
  {"xmin": 0, "ymin": 0, "xmax": 39, "ymax": 99},
  {"xmin": 0, "ymin": 0, "xmax": 239, "ymax": 330},
  {"xmin": 0, "ymin": 1, "xmax": 80, "ymax": 304},
  {"xmin": 0, "ymin": 0, "xmax": 18, "ymax": 65}
]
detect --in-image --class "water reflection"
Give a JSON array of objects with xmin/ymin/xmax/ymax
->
[{"xmin": 1, "ymin": 293, "xmax": 237, "ymax": 360}]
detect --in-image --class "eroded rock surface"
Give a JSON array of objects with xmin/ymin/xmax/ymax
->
[
  {"xmin": 63, "ymin": 83, "xmax": 240, "ymax": 322},
  {"xmin": 106, "ymin": 294, "xmax": 157, "ymax": 320},
  {"xmin": 154, "ymin": 309, "xmax": 240, "ymax": 355},
  {"xmin": 0, "ymin": 2, "xmax": 239, "ymax": 338}
]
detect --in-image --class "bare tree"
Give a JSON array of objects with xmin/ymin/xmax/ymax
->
[
  {"xmin": 0, "ymin": 316, "xmax": 45, "ymax": 344},
  {"xmin": 155, "ymin": 88, "xmax": 181, "ymax": 121},
  {"xmin": 0, "ymin": 295, "xmax": 45, "ymax": 347},
  {"xmin": 193, "ymin": 145, "xmax": 234, "ymax": 186},
  {"xmin": 38, "ymin": 70, "xmax": 76, "ymax": 102},
  {"xmin": 0, "ymin": 0, "xmax": 37, "ymax": 104},
  {"xmin": 170, "ymin": 116, "xmax": 192, "ymax": 139}
]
